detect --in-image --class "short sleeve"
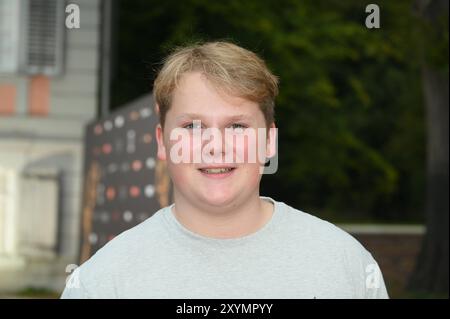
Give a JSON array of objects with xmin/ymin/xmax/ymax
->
[
  {"xmin": 60, "ymin": 268, "xmax": 91, "ymax": 299},
  {"xmin": 341, "ymin": 234, "xmax": 390, "ymax": 299},
  {"xmin": 363, "ymin": 253, "xmax": 389, "ymax": 299}
]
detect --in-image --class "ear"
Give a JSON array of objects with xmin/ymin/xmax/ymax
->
[
  {"xmin": 155, "ymin": 123, "xmax": 167, "ymax": 161},
  {"xmin": 154, "ymin": 102, "xmax": 161, "ymax": 115},
  {"xmin": 266, "ymin": 122, "xmax": 277, "ymax": 158}
]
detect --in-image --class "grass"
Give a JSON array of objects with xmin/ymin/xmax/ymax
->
[{"xmin": 15, "ymin": 287, "xmax": 60, "ymax": 299}]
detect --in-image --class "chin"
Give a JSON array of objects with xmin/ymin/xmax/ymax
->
[{"xmin": 199, "ymin": 190, "xmax": 237, "ymax": 208}]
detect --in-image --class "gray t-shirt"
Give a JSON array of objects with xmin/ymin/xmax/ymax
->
[{"xmin": 61, "ymin": 197, "xmax": 389, "ymax": 299}]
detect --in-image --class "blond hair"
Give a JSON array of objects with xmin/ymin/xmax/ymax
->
[{"xmin": 153, "ymin": 41, "xmax": 279, "ymax": 128}]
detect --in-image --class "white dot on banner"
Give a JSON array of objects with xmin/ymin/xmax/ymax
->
[
  {"xmin": 104, "ymin": 121, "xmax": 113, "ymax": 131},
  {"xmin": 140, "ymin": 107, "xmax": 152, "ymax": 118},
  {"xmin": 138, "ymin": 212, "xmax": 149, "ymax": 222},
  {"xmin": 146, "ymin": 157, "xmax": 156, "ymax": 169},
  {"xmin": 145, "ymin": 184, "xmax": 155, "ymax": 198},
  {"xmin": 115, "ymin": 116, "xmax": 124, "ymax": 128},
  {"xmin": 127, "ymin": 130, "xmax": 136, "ymax": 138},
  {"xmin": 88, "ymin": 233, "xmax": 98, "ymax": 244},
  {"xmin": 100, "ymin": 212, "xmax": 110, "ymax": 223},
  {"xmin": 123, "ymin": 211, "xmax": 133, "ymax": 222},
  {"xmin": 107, "ymin": 163, "xmax": 118, "ymax": 173}
]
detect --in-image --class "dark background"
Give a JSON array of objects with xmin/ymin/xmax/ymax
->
[
  {"xmin": 103, "ymin": 0, "xmax": 448, "ymax": 297},
  {"xmin": 109, "ymin": 0, "xmax": 444, "ymax": 224}
]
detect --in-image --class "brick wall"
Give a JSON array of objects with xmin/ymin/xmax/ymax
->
[{"xmin": 352, "ymin": 233, "xmax": 424, "ymax": 298}]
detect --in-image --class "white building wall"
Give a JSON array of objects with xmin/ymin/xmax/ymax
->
[{"xmin": 0, "ymin": 0, "xmax": 102, "ymax": 293}]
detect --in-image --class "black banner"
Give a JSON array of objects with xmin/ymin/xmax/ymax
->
[{"xmin": 79, "ymin": 95, "xmax": 172, "ymax": 263}]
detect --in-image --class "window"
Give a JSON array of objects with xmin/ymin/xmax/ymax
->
[
  {"xmin": 0, "ymin": 0, "xmax": 65, "ymax": 76},
  {"xmin": 18, "ymin": 171, "xmax": 59, "ymax": 256},
  {"xmin": 0, "ymin": 167, "xmax": 15, "ymax": 255}
]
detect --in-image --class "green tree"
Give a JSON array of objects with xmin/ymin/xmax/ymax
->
[{"xmin": 111, "ymin": 0, "xmax": 427, "ymax": 224}]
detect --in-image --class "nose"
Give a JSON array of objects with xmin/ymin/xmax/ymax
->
[{"xmin": 201, "ymin": 127, "xmax": 230, "ymax": 163}]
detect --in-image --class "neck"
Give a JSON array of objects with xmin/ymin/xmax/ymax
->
[{"xmin": 171, "ymin": 191, "xmax": 274, "ymax": 239}]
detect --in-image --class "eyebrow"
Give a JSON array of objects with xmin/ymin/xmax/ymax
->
[{"xmin": 176, "ymin": 113, "xmax": 254, "ymax": 122}]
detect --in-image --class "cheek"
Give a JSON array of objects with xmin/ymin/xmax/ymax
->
[
  {"xmin": 237, "ymin": 134, "xmax": 264, "ymax": 182},
  {"xmin": 166, "ymin": 134, "xmax": 197, "ymax": 164},
  {"xmin": 234, "ymin": 134, "xmax": 266, "ymax": 165},
  {"xmin": 239, "ymin": 161, "xmax": 263, "ymax": 186},
  {"xmin": 167, "ymin": 162, "xmax": 193, "ymax": 187},
  {"xmin": 166, "ymin": 137, "xmax": 201, "ymax": 186}
]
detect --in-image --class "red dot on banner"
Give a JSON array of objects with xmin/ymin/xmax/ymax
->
[
  {"xmin": 94, "ymin": 124, "xmax": 103, "ymax": 135},
  {"xmin": 129, "ymin": 111, "xmax": 140, "ymax": 121},
  {"xmin": 143, "ymin": 133, "xmax": 152, "ymax": 144},
  {"xmin": 129, "ymin": 186, "xmax": 140, "ymax": 198},
  {"xmin": 106, "ymin": 187, "xmax": 116, "ymax": 200},
  {"xmin": 132, "ymin": 160, "xmax": 142, "ymax": 171},
  {"xmin": 108, "ymin": 235, "xmax": 115, "ymax": 241},
  {"xmin": 102, "ymin": 143, "xmax": 112, "ymax": 154}
]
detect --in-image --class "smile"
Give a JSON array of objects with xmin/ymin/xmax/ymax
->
[{"xmin": 198, "ymin": 167, "xmax": 236, "ymax": 178}]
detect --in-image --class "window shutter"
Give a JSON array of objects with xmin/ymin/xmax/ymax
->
[
  {"xmin": 0, "ymin": 0, "xmax": 21, "ymax": 73},
  {"xmin": 25, "ymin": 0, "xmax": 64, "ymax": 75},
  {"xmin": 0, "ymin": 0, "xmax": 65, "ymax": 76},
  {"xmin": 21, "ymin": 0, "xmax": 65, "ymax": 76}
]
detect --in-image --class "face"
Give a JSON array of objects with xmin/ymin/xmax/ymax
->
[{"xmin": 155, "ymin": 71, "xmax": 276, "ymax": 209}]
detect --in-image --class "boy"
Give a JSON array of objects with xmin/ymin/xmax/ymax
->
[{"xmin": 61, "ymin": 41, "xmax": 389, "ymax": 298}]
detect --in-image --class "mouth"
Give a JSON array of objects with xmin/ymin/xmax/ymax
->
[{"xmin": 197, "ymin": 166, "xmax": 237, "ymax": 178}]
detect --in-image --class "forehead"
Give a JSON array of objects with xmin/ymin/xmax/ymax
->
[{"xmin": 169, "ymin": 72, "xmax": 260, "ymax": 117}]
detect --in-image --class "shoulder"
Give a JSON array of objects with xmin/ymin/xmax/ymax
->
[
  {"xmin": 63, "ymin": 207, "xmax": 169, "ymax": 298},
  {"xmin": 277, "ymin": 200, "xmax": 367, "ymax": 253},
  {"xmin": 274, "ymin": 199, "xmax": 389, "ymax": 298}
]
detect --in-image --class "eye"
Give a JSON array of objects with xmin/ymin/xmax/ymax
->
[
  {"xmin": 182, "ymin": 121, "xmax": 202, "ymax": 129},
  {"xmin": 230, "ymin": 123, "xmax": 248, "ymax": 129}
]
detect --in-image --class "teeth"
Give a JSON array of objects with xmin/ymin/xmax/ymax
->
[{"xmin": 202, "ymin": 168, "xmax": 233, "ymax": 174}]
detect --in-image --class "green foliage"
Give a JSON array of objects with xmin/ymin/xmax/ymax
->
[
  {"xmin": 111, "ymin": 0, "xmax": 448, "ymax": 222},
  {"xmin": 16, "ymin": 286, "xmax": 60, "ymax": 298}
]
